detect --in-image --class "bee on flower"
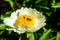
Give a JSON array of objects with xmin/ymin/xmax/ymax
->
[{"xmin": 3, "ymin": 7, "xmax": 46, "ymax": 34}]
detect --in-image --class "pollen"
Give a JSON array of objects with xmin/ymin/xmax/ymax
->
[{"xmin": 14, "ymin": 15, "xmax": 34, "ymax": 27}]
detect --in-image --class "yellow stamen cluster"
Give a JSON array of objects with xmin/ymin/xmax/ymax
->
[{"xmin": 14, "ymin": 15, "xmax": 34, "ymax": 27}]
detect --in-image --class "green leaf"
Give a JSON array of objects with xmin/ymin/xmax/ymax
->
[
  {"xmin": 27, "ymin": 32, "xmax": 34, "ymax": 40},
  {"xmin": 39, "ymin": 6, "xmax": 49, "ymax": 10},
  {"xmin": 35, "ymin": 0, "xmax": 42, "ymax": 3},
  {"xmin": 9, "ymin": 0, "xmax": 15, "ymax": 9},
  {"xmin": 52, "ymin": 2, "xmax": 60, "ymax": 8},
  {"xmin": 0, "ymin": 31, "xmax": 4, "ymax": 35},
  {"xmin": 8, "ymin": 30, "xmax": 12, "ymax": 34},
  {"xmin": 56, "ymin": 32, "xmax": 60, "ymax": 40},
  {"xmin": 51, "ymin": 0, "xmax": 55, "ymax": 6},
  {"xmin": 4, "ymin": 0, "xmax": 15, "ymax": 10},
  {"xmin": 39, "ymin": 29, "xmax": 51, "ymax": 40},
  {"xmin": 47, "ymin": 37, "xmax": 56, "ymax": 40},
  {"xmin": 45, "ymin": 12, "xmax": 52, "ymax": 17},
  {"xmin": 20, "ymin": 33, "xmax": 27, "ymax": 40},
  {"xmin": 0, "ymin": 38, "xmax": 6, "ymax": 40},
  {"xmin": 0, "ymin": 24, "xmax": 6, "ymax": 30},
  {"xmin": 27, "ymin": 33, "xmax": 33, "ymax": 38},
  {"xmin": 5, "ymin": 11, "xmax": 12, "ymax": 14},
  {"xmin": 19, "ymin": 37, "xmax": 21, "ymax": 40},
  {"xmin": 0, "ymin": 15, "xmax": 4, "ymax": 20},
  {"xmin": 24, "ymin": 0, "xmax": 30, "ymax": 2},
  {"xmin": 37, "ymin": 6, "xmax": 49, "ymax": 10},
  {"xmin": 4, "ymin": 0, "xmax": 9, "ymax": 1},
  {"xmin": 0, "ymin": 11, "xmax": 12, "ymax": 20},
  {"xmin": 43, "ymin": 27, "xmax": 48, "ymax": 32}
]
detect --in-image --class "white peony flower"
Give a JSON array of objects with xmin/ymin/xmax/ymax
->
[{"xmin": 3, "ymin": 7, "xmax": 46, "ymax": 34}]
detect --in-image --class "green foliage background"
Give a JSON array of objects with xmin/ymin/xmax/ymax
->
[{"xmin": 0, "ymin": 0, "xmax": 60, "ymax": 40}]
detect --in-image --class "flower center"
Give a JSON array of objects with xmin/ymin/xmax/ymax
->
[{"xmin": 14, "ymin": 15, "xmax": 34, "ymax": 27}]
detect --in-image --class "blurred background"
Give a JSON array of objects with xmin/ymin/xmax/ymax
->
[{"xmin": 0, "ymin": 0, "xmax": 60, "ymax": 40}]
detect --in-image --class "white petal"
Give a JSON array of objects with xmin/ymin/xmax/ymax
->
[
  {"xmin": 10, "ymin": 12, "xmax": 17, "ymax": 19},
  {"xmin": 17, "ymin": 26, "xmax": 26, "ymax": 33},
  {"xmin": 10, "ymin": 9, "xmax": 21, "ymax": 19},
  {"xmin": 3, "ymin": 17, "xmax": 15, "ymax": 27}
]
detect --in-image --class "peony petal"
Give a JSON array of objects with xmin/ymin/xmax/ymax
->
[{"xmin": 3, "ymin": 17, "xmax": 15, "ymax": 27}]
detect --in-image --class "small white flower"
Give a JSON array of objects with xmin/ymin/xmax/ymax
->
[{"xmin": 3, "ymin": 7, "xmax": 46, "ymax": 34}]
